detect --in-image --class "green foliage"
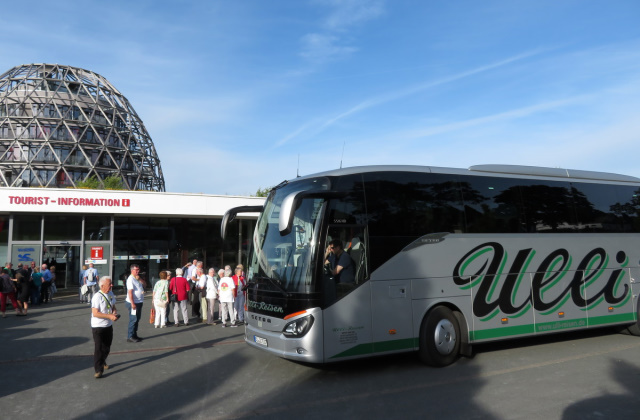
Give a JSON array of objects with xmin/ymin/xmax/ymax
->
[
  {"xmin": 104, "ymin": 175, "xmax": 125, "ymax": 190},
  {"xmin": 254, "ymin": 186, "xmax": 272, "ymax": 197},
  {"xmin": 75, "ymin": 175, "xmax": 101, "ymax": 189},
  {"xmin": 74, "ymin": 175, "xmax": 126, "ymax": 190}
]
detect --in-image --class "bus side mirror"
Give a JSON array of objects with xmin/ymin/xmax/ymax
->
[
  {"xmin": 279, "ymin": 191, "xmax": 304, "ymax": 236},
  {"xmin": 221, "ymin": 205, "xmax": 264, "ymax": 240},
  {"xmin": 279, "ymin": 191, "xmax": 347, "ymax": 236}
]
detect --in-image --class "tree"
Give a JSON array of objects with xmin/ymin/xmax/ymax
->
[
  {"xmin": 103, "ymin": 175, "xmax": 125, "ymax": 190},
  {"xmin": 75, "ymin": 175, "xmax": 101, "ymax": 189},
  {"xmin": 75, "ymin": 174, "xmax": 126, "ymax": 190},
  {"xmin": 254, "ymin": 186, "xmax": 272, "ymax": 197}
]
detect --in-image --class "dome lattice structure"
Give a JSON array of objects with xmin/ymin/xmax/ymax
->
[{"xmin": 0, "ymin": 63, "xmax": 165, "ymax": 191}]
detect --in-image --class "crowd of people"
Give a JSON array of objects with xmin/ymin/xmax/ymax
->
[
  {"xmin": 149, "ymin": 260, "xmax": 248, "ymax": 330},
  {"xmin": 89, "ymin": 260, "xmax": 247, "ymax": 378},
  {"xmin": 2, "ymin": 258, "xmax": 248, "ymax": 379},
  {"xmin": 0, "ymin": 261, "xmax": 57, "ymax": 317}
]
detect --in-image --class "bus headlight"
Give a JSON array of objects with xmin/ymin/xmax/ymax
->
[{"xmin": 283, "ymin": 315, "xmax": 314, "ymax": 338}]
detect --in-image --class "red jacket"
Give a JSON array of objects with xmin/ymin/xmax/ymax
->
[
  {"xmin": 232, "ymin": 275, "xmax": 246, "ymax": 298},
  {"xmin": 169, "ymin": 276, "xmax": 190, "ymax": 301}
]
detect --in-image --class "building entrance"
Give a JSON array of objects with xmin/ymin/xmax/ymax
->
[{"xmin": 43, "ymin": 245, "xmax": 81, "ymax": 289}]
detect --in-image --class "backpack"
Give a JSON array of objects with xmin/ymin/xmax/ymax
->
[
  {"xmin": 1, "ymin": 274, "xmax": 14, "ymax": 293},
  {"xmin": 87, "ymin": 269, "xmax": 95, "ymax": 283}
]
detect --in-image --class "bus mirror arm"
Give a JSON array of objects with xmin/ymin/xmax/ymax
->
[
  {"xmin": 221, "ymin": 205, "xmax": 264, "ymax": 240},
  {"xmin": 279, "ymin": 191, "xmax": 347, "ymax": 235}
]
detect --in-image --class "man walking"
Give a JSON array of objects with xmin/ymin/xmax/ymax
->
[
  {"xmin": 83, "ymin": 263, "xmax": 99, "ymax": 304},
  {"xmin": 91, "ymin": 276, "xmax": 119, "ymax": 378},
  {"xmin": 125, "ymin": 264, "xmax": 144, "ymax": 343},
  {"xmin": 40, "ymin": 264, "xmax": 52, "ymax": 303}
]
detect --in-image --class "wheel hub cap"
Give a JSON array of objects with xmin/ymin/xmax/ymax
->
[{"xmin": 434, "ymin": 319, "xmax": 457, "ymax": 355}]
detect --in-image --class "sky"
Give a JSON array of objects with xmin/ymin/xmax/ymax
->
[{"xmin": 2, "ymin": 0, "xmax": 640, "ymax": 195}]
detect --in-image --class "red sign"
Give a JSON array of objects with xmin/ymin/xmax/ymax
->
[
  {"xmin": 8, "ymin": 196, "xmax": 131, "ymax": 207},
  {"xmin": 91, "ymin": 247, "xmax": 103, "ymax": 259}
]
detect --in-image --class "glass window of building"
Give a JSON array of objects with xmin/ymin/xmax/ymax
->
[
  {"xmin": 114, "ymin": 217, "xmax": 133, "ymax": 257},
  {"xmin": 205, "ymin": 219, "xmax": 223, "ymax": 268},
  {"xmin": 185, "ymin": 218, "xmax": 205, "ymax": 260},
  {"xmin": 13, "ymin": 214, "xmax": 42, "ymax": 241},
  {"xmin": 148, "ymin": 218, "xmax": 169, "ymax": 255},
  {"xmin": 128, "ymin": 217, "xmax": 150, "ymax": 256},
  {"xmin": 44, "ymin": 215, "xmax": 82, "ymax": 240},
  {"xmin": 84, "ymin": 215, "xmax": 111, "ymax": 241},
  {"xmin": 0, "ymin": 216, "xmax": 9, "ymax": 260},
  {"xmin": 168, "ymin": 218, "xmax": 185, "ymax": 269}
]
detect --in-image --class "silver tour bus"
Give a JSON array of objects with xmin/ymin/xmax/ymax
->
[{"xmin": 222, "ymin": 165, "xmax": 640, "ymax": 367}]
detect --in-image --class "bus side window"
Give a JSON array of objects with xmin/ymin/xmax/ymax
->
[
  {"xmin": 325, "ymin": 226, "xmax": 368, "ymax": 303},
  {"xmin": 348, "ymin": 236, "xmax": 366, "ymax": 284}
]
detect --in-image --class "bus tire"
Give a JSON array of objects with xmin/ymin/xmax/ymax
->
[
  {"xmin": 626, "ymin": 299, "xmax": 640, "ymax": 336},
  {"xmin": 419, "ymin": 306, "xmax": 461, "ymax": 367}
]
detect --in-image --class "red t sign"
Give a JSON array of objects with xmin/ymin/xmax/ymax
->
[{"xmin": 91, "ymin": 246, "xmax": 103, "ymax": 259}]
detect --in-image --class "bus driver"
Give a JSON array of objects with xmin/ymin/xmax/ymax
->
[{"xmin": 324, "ymin": 239, "xmax": 355, "ymax": 284}]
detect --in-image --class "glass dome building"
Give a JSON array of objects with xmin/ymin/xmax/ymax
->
[{"xmin": 0, "ymin": 63, "xmax": 165, "ymax": 191}]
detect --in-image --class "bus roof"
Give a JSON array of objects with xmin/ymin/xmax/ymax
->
[{"xmin": 292, "ymin": 164, "xmax": 640, "ymax": 184}]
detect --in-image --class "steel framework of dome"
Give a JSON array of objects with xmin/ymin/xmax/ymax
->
[{"xmin": 0, "ymin": 63, "xmax": 165, "ymax": 191}]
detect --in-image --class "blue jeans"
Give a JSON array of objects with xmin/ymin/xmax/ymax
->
[
  {"xmin": 31, "ymin": 286, "xmax": 41, "ymax": 305},
  {"xmin": 234, "ymin": 293, "xmax": 245, "ymax": 322},
  {"xmin": 125, "ymin": 301, "xmax": 143, "ymax": 339}
]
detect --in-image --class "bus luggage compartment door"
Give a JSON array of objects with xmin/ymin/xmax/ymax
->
[{"xmin": 371, "ymin": 280, "xmax": 414, "ymax": 354}]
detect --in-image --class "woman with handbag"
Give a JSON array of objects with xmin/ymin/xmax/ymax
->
[{"xmin": 152, "ymin": 271, "xmax": 169, "ymax": 328}]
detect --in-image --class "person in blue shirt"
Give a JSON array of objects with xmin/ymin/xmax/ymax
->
[
  {"xmin": 84, "ymin": 263, "xmax": 99, "ymax": 304},
  {"xmin": 40, "ymin": 264, "xmax": 52, "ymax": 303},
  {"xmin": 79, "ymin": 265, "xmax": 87, "ymax": 303}
]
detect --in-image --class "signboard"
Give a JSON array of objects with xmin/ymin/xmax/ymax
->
[
  {"xmin": 91, "ymin": 246, "xmax": 103, "ymax": 260},
  {"xmin": 85, "ymin": 259, "xmax": 107, "ymax": 265},
  {"xmin": 11, "ymin": 245, "xmax": 40, "ymax": 265}
]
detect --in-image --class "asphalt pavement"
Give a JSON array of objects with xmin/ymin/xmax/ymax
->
[{"xmin": 2, "ymin": 290, "xmax": 640, "ymax": 420}]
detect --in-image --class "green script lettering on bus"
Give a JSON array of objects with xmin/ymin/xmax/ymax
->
[
  {"xmin": 452, "ymin": 242, "xmax": 630, "ymax": 319},
  {"xmin": 247, "ymin": 300, "xmax": 284, "ymax": 313}
]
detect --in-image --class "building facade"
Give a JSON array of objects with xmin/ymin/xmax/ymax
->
[
  {"xmin": 0, "ymin": 187, "xmax": 263, "ymax": 288},
  {"xmin": 0, "ymin": 63, "xmax": 165, "ymax": 191}
]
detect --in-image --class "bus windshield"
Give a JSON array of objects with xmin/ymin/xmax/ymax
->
[{"xmin": 248, "ymin": 177, "xmax": 329, "ymax": 293}]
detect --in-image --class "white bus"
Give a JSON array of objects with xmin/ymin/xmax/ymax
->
[{"xmin": 223, "ymin": 165, "xmax": 640, "ymax": 366}]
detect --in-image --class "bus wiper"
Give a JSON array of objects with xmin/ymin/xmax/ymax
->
[
  {"xmin": 272, "ymin": 180, "xmax": 289, "ymax": 191},
  {"xmin": 264, "ymin": 276, "xmax": 290, "ymax": 297}
]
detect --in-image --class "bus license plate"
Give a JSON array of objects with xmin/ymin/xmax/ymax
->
[{"xmin": 254, "ymin": 336, "xmax": 268, "ymax": 346}]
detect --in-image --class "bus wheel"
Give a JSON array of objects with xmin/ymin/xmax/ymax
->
[
  {"xmin": 419, "ymin": 306, "xmax": 461, "ymax": 367},
  {"xmin": 626, "ymin": 300, "xmax": 640, "ymax": 336}
]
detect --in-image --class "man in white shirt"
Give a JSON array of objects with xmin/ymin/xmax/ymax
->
[
  {"xmin": 125, "ymin": 264, "xmax": 145, "ymax": 343},
  {"xmin": 91, "ymin": 276, "xmax": 119, "ymax": 378}
]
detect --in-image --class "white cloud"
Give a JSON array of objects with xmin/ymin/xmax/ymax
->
[
  {"xmin": 277, "ymin": 48, "xmax": 550, "ymax": 147},
  {"xmin": 300, "ymin": 0, "xmax": 385, "ymax": 64},
  {"xmin": 321, "ymin": 0, "xmax": 385, "ymax": 31},
  {"xmin": 300, "ymin": 33, "xmax": 358, "ymax": 63}
]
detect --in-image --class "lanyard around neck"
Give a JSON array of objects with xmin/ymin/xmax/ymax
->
[{"xmin": 98, "ymin": 291, "xmax": 112, "ymax": 311}]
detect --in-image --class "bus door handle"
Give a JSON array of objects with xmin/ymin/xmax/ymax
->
[{"xmin": 389, "ymin": 285, "xmax": 407, "ymax": 299}]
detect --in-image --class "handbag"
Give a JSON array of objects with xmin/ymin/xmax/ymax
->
[
  {"xmin": 149, "ymin": 306, "xmax": 156, "ymax": 323},
  {"xmin": 170, "ymin": 292, "xmax": 177, "ymax": 303},
  {"xmin": 81, "ymin": 284, "xmax": 88, "ymax": 295},
  {"xmin": 154, "ymin": 298, "xmax": 167, "ymax": 309}
]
